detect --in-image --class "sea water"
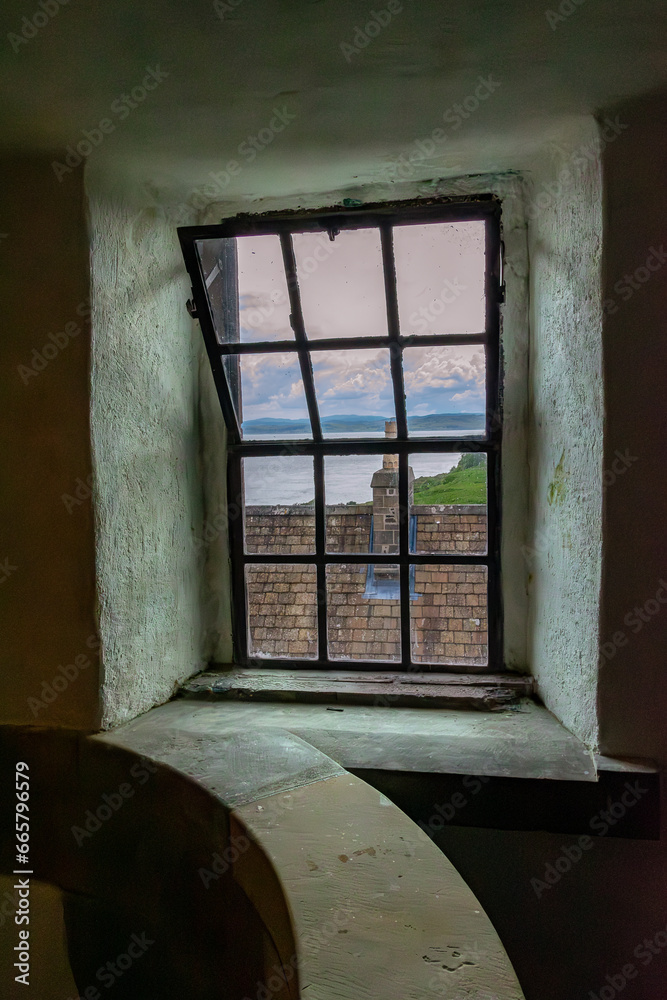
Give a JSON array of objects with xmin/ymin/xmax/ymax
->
[{"xmin": 241, "ymin": 433, "xmax": 483, "ymax": 505}]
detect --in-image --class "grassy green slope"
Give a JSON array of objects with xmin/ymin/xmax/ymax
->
[{"xmin": 413, "ymin": 456, "xmax": 487, "ymax": 504}]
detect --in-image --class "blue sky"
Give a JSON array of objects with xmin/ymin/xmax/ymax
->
[{"xmin": 233, "ymin": 223, "xmax": 486, "ymax": 425}]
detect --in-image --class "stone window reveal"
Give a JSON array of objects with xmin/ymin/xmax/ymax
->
[{"xmin": 179, "ymin": 197, "xmax": 503, "ymax": 671}]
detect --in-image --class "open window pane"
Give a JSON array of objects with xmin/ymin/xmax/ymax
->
[
  {"xmin": 243, "ymin": 456, "xmax": 315, "ymax": 555},
  {"xmin": 403, "ymin": 345, "xmax": 486, "ymax": 437},
  {"xmin": 234, "ymin": 352, "xmax": 311, "ymax": 438},
  {"xmin": 410, "ymin": 564, "xmax": 488, "ymax": 666},
  {"xmin": 411, "ymin": 453, "xmax": 487, "ymax": 555},
  {"xmin": 326, "ymin": 563, "xmax": 401, "ymax": 661},
  {"xmin": 393, "ymin": 221, "xmax": 486, "ymax": 336},
  {"xmin": 237, "ymin": 235, "xmax": 293, "ymax": 343},
  {"xmin": 294, "ymin": 228, "xmax": 387, "ymax": 340},
  {"xmin": 195, "ymin": 235, "xmax": 293, "ymax": 345},
  {"xmin": 312, "ymin": 348, "xmax": 394, "ymax": 436},
  {"xmin": 195, "ymin": 237, "xmax": 237, "ymax": 346},
  {"xmin": 246, "ymin": 564, "xmax": 318, "ymax": 659}
]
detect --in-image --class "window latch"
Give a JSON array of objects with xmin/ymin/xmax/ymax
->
[{"xmin": 186, "ymin": 296, "xmax": 198, "ymax": 319}]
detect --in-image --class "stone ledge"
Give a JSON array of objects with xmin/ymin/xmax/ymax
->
[
  {"xmin": 160, "ymin": 694, "xmax": 596, "ymax": 783},
  {"xmin": 180, "ymin": 667, "xmax": 533, "ymax": 711}
]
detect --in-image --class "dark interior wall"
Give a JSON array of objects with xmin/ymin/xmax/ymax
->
[
  {"xmin": 0, "ymin": 155, "xmax": 100, "ymax": 729},
  {"xmin": 598, "ymin": 90, "xmax": 667, "ymax": 766},
  {"xmin": 428, "ymin": 823, "xmax": 664, "ymax": 1000},
  {"xmin": 360, "ymin": 772, "xmax": 663, "ymax": 1000}
]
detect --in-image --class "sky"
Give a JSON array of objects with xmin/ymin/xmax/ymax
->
[{"xmin": 220, "ymin": 221, "xmax": 487, "ymax": 429}]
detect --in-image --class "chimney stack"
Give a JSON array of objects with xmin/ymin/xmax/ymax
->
[
  {"xmin": 383, "ymin": 419, "xmax": 398, "ymax": 470},
  {"xmin": 370, "ymin": 420, "xmax": 413, "ymax": 579}
]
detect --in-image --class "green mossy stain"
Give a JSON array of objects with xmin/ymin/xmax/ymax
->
[{"xmin": 547, "ymin": 451, "xmax": 566, "ymax": 506}]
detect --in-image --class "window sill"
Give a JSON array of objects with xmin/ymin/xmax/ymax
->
[
  {"xmin": 173, "ymin": 670, "xmax": 599, "ymax": 783},
  {"xmin": 180, "ymin": 666, "xmax": 533, "ymax": 711},
  {"xmin": 110, "ymin": 694, "xmax": 660, "ymax": 838}
]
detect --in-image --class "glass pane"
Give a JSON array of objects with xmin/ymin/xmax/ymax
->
[
  {"xmin": 246, "ymin": 564, "xmax": 318, "ymax": 659},
  {"xmin": 410, "ymin": 564, "xmax": 488, "ymax": 666},
  {"xmin": 411, "ymin": 453, "xmax": 487, "ymax": 555},
  {"xmin": 393, "ymin": 221, "xmax": 486, "ymax": 336},
  {"xmin": 196, "ymin": 237, "xmax": 237, "ymax": 346},
  {"xmin": 326, "ymin": 564, "xmax": 401, "ymax": 662},
  {"xmin": 403, "ymin": 345, "xmax": 486, "ymax": 437},
  {"xmin": 294, "ymin": 228, "xmax": 387, "ymax": 340},
  {"xmin": 312, "ymin": 348, "xmax": 394, "ymax": 436},
  {"xmin": 243, "ymin": 456, "xmax": 315, "ymax": 555},
  {"xmin": 324, "ymin": 456, "xmax": 375, "ymax": 554},
  {"xmin": 195, "ymin": 235, "xmax": 293, "ymax": 345},
  {"xmin": 237, "ymin": 235, "xmax": 293, "ymax": 343},
  {"xmin": 233, "ymin": 352, "xmax": 311, "ymax": 438}
]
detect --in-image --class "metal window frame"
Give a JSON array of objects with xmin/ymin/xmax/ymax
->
[{"xmin": 178, "ymin": 194, "xmax": 504, "ymax": 673}]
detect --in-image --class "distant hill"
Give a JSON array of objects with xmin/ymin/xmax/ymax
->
[
  {"xmin": 413, "ymin": 453, "xmax": 487, "ymax": 504},
  {"xmin": 243, "ymin": 413, "xmax": 485, "ymax": 434}
]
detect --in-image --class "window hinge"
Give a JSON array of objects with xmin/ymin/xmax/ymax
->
[
  {"xmin": 498, "ymin": 240, "xmax": 506, "ymax": 303},
  {"xmin": 186, "ymin": 296, "xmax": 198, "ymax": 319}
]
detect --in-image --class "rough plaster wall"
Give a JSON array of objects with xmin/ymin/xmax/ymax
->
[
  {"xmin": 200, "ymin": 173, "xmax": 530, "ymax": 669},
  {"xmin": 89, "ymin": 186, "xmax": 206, "ymax": 727},
  {"xmin": 199, "ymin": 352, "xmax": 233, "ymax": 663},
  {"xmin": 526, "ymin": 119, "xmax": 603, "ymax": 747}
]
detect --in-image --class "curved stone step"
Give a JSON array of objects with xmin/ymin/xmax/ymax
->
[{"xmin": 100, "ymin": 710, "xmax": 526, "ymax": 1000}]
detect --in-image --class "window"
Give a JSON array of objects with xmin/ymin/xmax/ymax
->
[{"xmin": 179, "ymin": 197, "xmax": 503, "ymax": 671}]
